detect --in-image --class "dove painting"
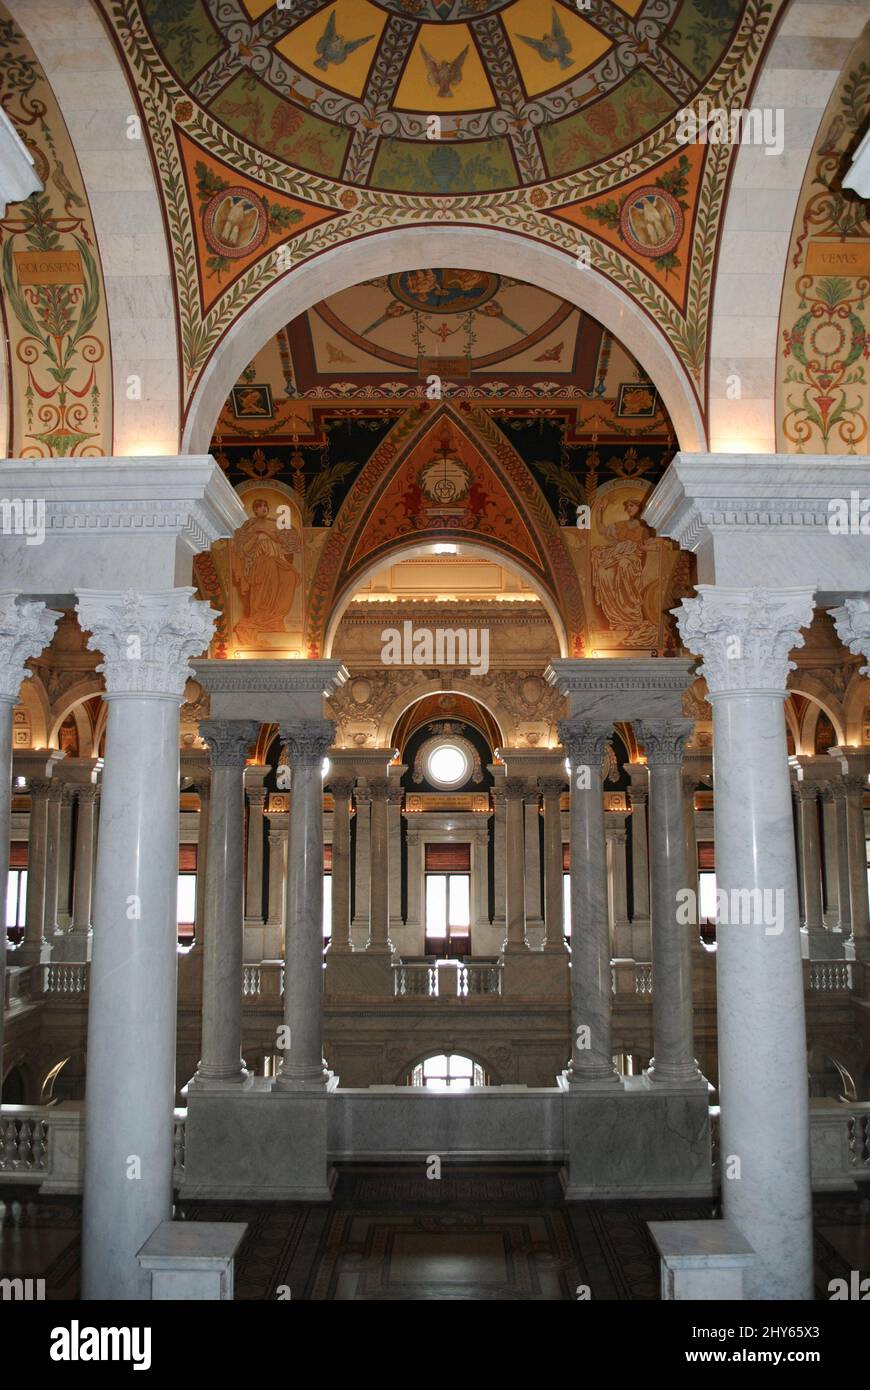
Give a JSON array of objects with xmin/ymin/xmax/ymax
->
[
  {"xmin": 517, "ymin": 8, "xmax": 574, "ymax": 71},
  {"xmin": 421, "ymin": 44, "xmax": 469, "ymax": 100},
  {"xmin": 314, "ymin": 10, "xmax": 374, "ymax": 72}
]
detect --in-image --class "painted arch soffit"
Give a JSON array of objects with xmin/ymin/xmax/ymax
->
[
  {"xmin": 304, "ymin": 401, "xmax": 587, "ymax": 656},
  {"xmin": 94, "ymin": 0, "xmax": 783, "ymax": 429}
]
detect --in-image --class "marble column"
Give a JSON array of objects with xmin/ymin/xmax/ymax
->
[
  {"xmin": 387, "ymin": 784, "xmax": 404, "ymax": 937},
  {"xmin": 540, "ymin": 777, "xmax": 567, "ymax": 951},
  {"xmin": 77, "ymin": 587, "xmax": 216, "ymax": 1301},
  {"xmin": 57, "ymin": 787, "xmax": 74, "ymax": 928},
  {"xmin": 192, "ymin": 719, "xmax": 259, "ymax": 1088},
  {"xmin": 637, "ymin": 720, "xmax": 702, "ymax": 1087},
  {"xmin": 0, "ymin": 597, "xmax": 60, "ymax": 1101},
  {"xmin": 628, "ymin": 784, "xmax": 651, "ymax": 931},
  {"xmin": 275, "ymin": 720, "xmax": 333, "ymax": 1089},
  {"xmin": 828, "ymin": 781, "xmax": 852, "ymax": 939},
  {"xmin": 42, "ymin": 780, "xmax": 64, "ymax": 939},
  {"xmin": 194, "ymin": 783, "xmax": 210, "ymax": 948},
  {"xmin": 793, "ymin": 781, "xmax": 824, "ymax": 941},
  {"xmin": 367, "ymin": 777, "xmax": 391, "ymax": 953},
  {"xmin": 21, "ymin": 778, "xmax": 51, "ymax": 963},
  {"xmin": 606, "ymin": 821, "xmax": 631, "ymax": 958},
  {"xmin": 265, "ymin": 807, "xmax": 289, "ymax": 943},
  {"xmin": 491, "ymin": 783, "xmax": 506, "ymax": 930},
  {"xmin": 244, "ymin": 782, "xmax": 268, "ymax": 928},
  {"xmin": 677, "ymin": 585, "xmax": 814, "ymax": 1301},
  {"xmin": 503, "ymin": 778, "xmax": 527, "ymax": 953},
  {"xmin": 523, "ymin": 788, "xmax": 544, "ymax": 933},
  {"xmin": 404, "ymin": 823, "xmax": 423, "ymax": 941},
  {"xmin": 682, "ymin": 782, "xmax": 699, "ymax": 923},
  {"xmin": 69, "ymin": 784, "xmax": 99, "ymax": 951},
  {"xmin": 844, "ymin": 774, "xmax": 870, "ymax": 958},
  {"xmin": 327, "ymin": 777, "xmax": 353, "ymax": 951},
  {"xmin": 472, "ymin": 821, "xmax": 491, "ymax": 941},
  {"xmin": 820, "ymin": 785, "xmax": 840, "ymax": 929},
  {"xmin": 558, "ymin": 717, "xmax": 619, "ymax": 1086},
  {"xmin": 351, "ymin": 785, "xmax": 371, "ymax": 939}
]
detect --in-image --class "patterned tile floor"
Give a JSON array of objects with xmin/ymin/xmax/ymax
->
[{"xmin": 2, "ymin": 1167, "xmax": 868, "ymax": 1300}]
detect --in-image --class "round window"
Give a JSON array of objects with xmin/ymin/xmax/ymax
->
[{"xmin": 425, "ymin": 741, "xmax": 471, "ymax": 789}]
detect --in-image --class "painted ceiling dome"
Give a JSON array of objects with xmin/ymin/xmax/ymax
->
[{"xmin": 140, "ymin": 0, "xmax": 747, "ymax": 193}]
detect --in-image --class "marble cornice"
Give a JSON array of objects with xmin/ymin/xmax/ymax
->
[{"xmin": 192, "ymin": 658, "xmax": 347, "ymax": 697}]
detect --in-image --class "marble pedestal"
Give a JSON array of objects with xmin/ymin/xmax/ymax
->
[
  {"xmin": 137, "ymin": 1221, "xmax": 247, "ymax": 1300},
  {"xmin": 501, "ymin": 951, "xmax": 570, "ymax": 1000},
  {"xmin": 648, "ymin": 1220, "xmax": 756, "ymax": 1301},
  {"xmin": 181, "ymin": 1081, "xmax": 336, "ymax": 1201},
  {"xmin": 324, "ymin": 950, "xmax": 393, "ymax": 998},
  {"xmin": 560, "ymin": 1077, "xmax": 712, "ymax": 1199}
]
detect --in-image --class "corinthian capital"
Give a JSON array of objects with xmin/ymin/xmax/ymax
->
[
  {"xmin": 199, "ymin": 719, "xmax": 260, "ymax": 769},
  {"xmin": 830, "ymin": 598, "xmax": 870, "ymax": 676},
  {"xmin": 675, "ymin": 585, "xmax": 814, "ymax": 697},
  {"xmin": 0, "ymin": 594, "xmax": 61, "ymax": 702},
  {"xmin": 558, "ymin": 716, "xmax": 613, "ymax": 768},
  {"xmin": 636, "ymin": 718, "xmax": 694, "ymax": 767},
  {"xmin": 279, "ymin": 719, "xmax": 334, "ymax": 766},
  {"xmin": 76, "ymin": 589, "xmax": 215, "ymax": 699}
]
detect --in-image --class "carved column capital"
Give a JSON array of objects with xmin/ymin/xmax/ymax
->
[
  {"xmin": 675, "ymin": 585, "xmax": 815, "ymax": 697},
  {"xmin": 0, "ymin": 595, "xmax": 61, "ymax": 702},
  {"xmin": 279, "ymin": 719, "xmax": 334, "ymax": 766},
  {"xmin": 831, "ymin": 598, "xmax": 870, "ymax": 676},
  {"xmin": 636, "ymin": 718, "xmax": 694, "ymax": 767},
  {"xmin": 539, "ymin": 777, "xmax": 566, "ymax": 798},
  {"xmin": 329, "ymin": 776, "xmax": 355, "ymax": 801},
  {"xmin": 558, "ymin": 716, "xmax": 613, "ymax": 769},
  {"xmin": 76, "ymin": 588, "xmax": 215, "ymax": 699},
  {"xmin": 198, "ymin": 719, "xmax": 260, "ymax": 769}
]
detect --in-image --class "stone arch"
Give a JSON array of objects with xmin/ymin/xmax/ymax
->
[
  {"xmin": 47, "ymin": 682, "xmax": 104, "ymax": 754},
  {"xmin": 842, "ymin": 669, "xmax": 870, "ymax": 744},
  {"xmin": 786, "ymin": 676, "xmax": 847, "ymax": 751},
  {"xmin": 4, "ymin": 0, "xmax": 179, "ymax": 455},
  {"xmin": 378, "ymin": 684, "xmax": 513, "ymax": 754},
  {"xmin": 15, "ymin": 673, "xmax": 50, "ymax": 749},
  {"xmin": 708, "ymin": 3, "xmax": 869, "ymax": 452},
  {"xmin": 182, "ymin": 225, "xmax": 706, "ymax": 457},
  {"xmin": 394, "ymin": 1045, "xmax": 503, "ymax": 1088}
]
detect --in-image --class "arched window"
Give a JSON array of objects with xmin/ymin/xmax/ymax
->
[{"xmin": 409, "ymin": 1053, "xmax": 486, "ymax": 1089}]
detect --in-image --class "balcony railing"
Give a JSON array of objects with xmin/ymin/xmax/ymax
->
[
  {"xmin": 43, "ymin": 963, "xmax": 89, "ymax": 995},
  {"xmin": 0, "ymin": 1104, "xmax": 186, "ymax": 1192},
  {"xmin": 805, "ymin": 960, "xmax": 853, "ymax": 992},
  {"xmin": 392, "ymin": 962, "xmax": 503, "ymax": 998}
]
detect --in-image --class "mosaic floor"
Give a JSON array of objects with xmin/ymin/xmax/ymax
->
[{"xmin": 2, "ymin": 1167, "xmax": 868, "ymax": 1301}]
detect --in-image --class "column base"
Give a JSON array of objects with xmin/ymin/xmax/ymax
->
[
  {"xmin": 643, "ymin": 1064, "xmax": 708, "ymax": 1093},
  {"xmin": 188, "ymin": 1067, "xmax": 252, "ymax": 1093},
  {"xmin": 558, "ymin": 1065, "xmax": 622, "ymax": 1091}
]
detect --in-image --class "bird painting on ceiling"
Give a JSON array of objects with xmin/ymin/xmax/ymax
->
[
  {"xmin": 517, "ymin": 8, "xmax": 575, "ymax": 71},
  {"xmin": 422, "ymin": 45, "xmax": 469, "ymax": 99},
  {"xmin": 51, "ymin": 158, "xmax": 86, "ymax": 213},
  {"xmin": 314, "ymin": 11, "xmax": 374, "ymax": 71}
]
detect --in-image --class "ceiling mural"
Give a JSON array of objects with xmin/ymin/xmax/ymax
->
[
  {"xmin": 0, "ymin": 4, "xmax": 112, "ymax": 457},
  {"xmin": 95, "ymin": 0, "xmax": 782, "ymax": 426},
  {"xmin": 776, "ymin": 24, "xmax": 870, "ymax": 455}
]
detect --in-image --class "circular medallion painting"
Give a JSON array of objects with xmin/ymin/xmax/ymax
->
[
  {"xmin": 619, "ymin": 187, "xmax": 683, "ymax": 259},
  {"xmin": 388, "ymin": 268, "xmax": 500, "ymax": 314},
  {"xmin": 203, "ymin": 188, "xmax": 268, "ymax": 258}
]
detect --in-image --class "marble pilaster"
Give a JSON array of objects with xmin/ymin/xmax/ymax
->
[
  {"xmin": 69, "ymin": 784, "xmax": 99, "ymax": 956},
  {"xmin": 387, "ymin": 771, "xmax": 405, "ymax": 938},
  {"xmin": 367, "ymin": 777, "xmax": 392, "ymax": 954},
  {"xmin": 626, "ymin": 767, "xmax": 651, "ymax": 959},
  {"xmin": 264, "ymin": 805, "xmax": 289, "ymax": 959},
  {"xmin": 275, "ymin": 720, "xmax": 334, "ymax": 1089},
  {"xmin": 243, "ymin": 765, "xmax": 270, "ymax": 929},
  {"xmin": 606, "ymin": 818, "xmax": 631, "ymax": 959},
  {"xmin": 636, "ymin": 720, "xmax": 703, "ymax": 1089},
  {"xmin": 351, "ymin": 785, "xmax": 371, "ymax": 943},
  {"xmin": 192, "ymin": 719, "xmax": 259, "ymax": 1089},
  {"xmin": 523, "ymin": 789, "xmax": 544, "ymax": 935},
  {"xmin": 77, "ymin": 587, "xmax": 216, "ymax": 1301},
  {"xmin": 326, "ymin": 777, "xmax": 354, "ymax": 951},
  {"xmin": 826, "ymin": 745, "xmax": 870, "ymax": 961},
  {"xmin": 558, "ymin": 717, "xmax": 619, "ymax": 1087},
  {"xmin": 540, "ymin": 777, "xmax": 568, "ymax": 952},
  {"xmin": 490, "ymin": 775, "xmax": 506, "ymax": 931},
  {"xmin": 503, "ymin": 778, "xmax": 527, "ymax": 953}
]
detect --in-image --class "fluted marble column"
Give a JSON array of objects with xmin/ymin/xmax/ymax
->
[
  {"xmin": 275, "ymin": 720, "xmax": 333, "ymax": 1089},
  {"xmin": 540, "ymin": 777, "xmax": 568, "ymax": 951},
  {"xmin": 42, "ymin": 780, "xmax": 64, "ymax": 940},
  {"xmin": 793, "ymin": 781, "xmax": 824, "ymax": 934},
  {"xmin": 244, "ymin": 781, "xmax": 268, "ymax": 928},
  {"xmin": 637, "ymin": 719, "xmax": 702, "ymax": 1087},
  {"xmin": 192, "ymin": 719, "xmax": 259, "ymax": 1088},
  {"xmin": 677, "ymin": 585, "xmax": 814, "ymax": 1301},
  {"xmin": 327, "ymin": 777, "xmax": 353, "ymax": 951},
  {"xmin": 367, "ymin": 777, "xmax": 391, "ymax": 953},
  {"xmin": 69, "ymin": 784, "xmax": 99, "ymax": 950},
  {"xmin": 491, "ymin": 783, "xmax": 506, "ymax": 929},
  {"xmin": 0, "ymin": 597, "xmax": 60, "ymax": 1101},
  {"xmin": 558, "ymin": 718, "xmax": 619, "ymax": 1086},
  {"xmin": 503, "ymin": 778, "xmax": 527, "ymax": 953},
  {"xmin": 21, "ymin": 778, "xmax": 51, "ymax": 963},
  {"xmin": 78, "ymin": 588, "xmax": 215, "ymax": 1301},
  {"xmin": 351, "ymin": 785, "xmax": 371, "ymax": 937}
]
